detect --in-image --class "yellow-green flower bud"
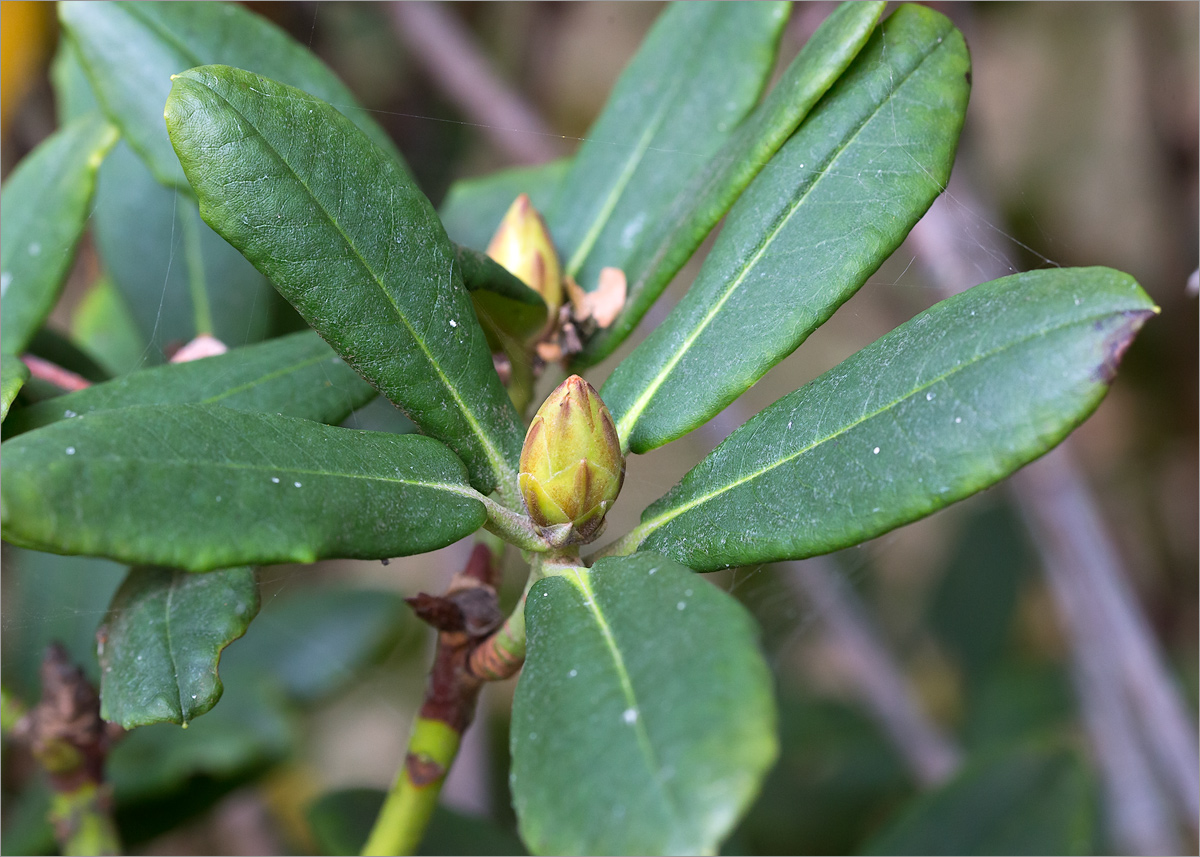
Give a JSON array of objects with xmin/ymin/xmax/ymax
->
[
  {"xmin": 519, "ymin": 375, "xmax": 625, "ymax": 544},
  {"xmin": 486, "ymin": 194, "xmax": 562, "ymax": 336}
]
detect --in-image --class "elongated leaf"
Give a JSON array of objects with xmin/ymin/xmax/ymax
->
[
  {"xmin": 99, "ymin": 566, "xmax": 259, "ymax": 728},
  {"xmin": 4, "ymin": 330, "xmax": 376, "ymax": 439},
  {"xmin": 606, "ymin": 5, "xmax": 971, "ymax": 452},
  {"xmin": 548, "ymin": 2, "xmax": 788, "ymax": 291},
  {"xmin": 1, "ymin": 356, "xmax": 29, "ymax": 422},
  {"xmin": 619, "ymin": 268, "xmax": 1156, "ymax": 571},
  {"xmin": 165, "ymin": 66, "xmax": 523, "ymax": 494},
  {"xmin": 576, "ymin": 0, "xmax": 886, "ymax": 368},
  {"xmin": 861, "ymin": 744, "xmax": 1099, "ymax": 855},
  {"xmin": 50, "ymin": 35, "xmax": 277, "ymax": 355},
  {"xmin": 0, "ymin": 115, "xmax": 118, "ymax": 355},
  {"xmin": 511, "ymin": 553, "xmax": 777, "ymax": 855},
  {"xmin": 0, "ymin": 404, "xmax": 486, "ymax": 572},
  {"xmin": 69, "ymin": 276, "xmax": 145, "ymax": 377},
  {"xmin": 59, "ymin": 0, "xmax": 409, "ymax": 190},
  {"xmin": 456, "ymin": 244, "xmax": 548, "ymax": 344},
  {"xmin": 439, "ymin": 160, "xmax": 569, "ymax": 251}
]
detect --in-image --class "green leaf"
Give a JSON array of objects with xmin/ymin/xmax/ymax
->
[
  {"xmin": 548, "ymin": 2, "xmax": 789, "ymax": 290},
  {"xmin": 93, "ymin": 139, "xmax": 277, "ymax": 354},
  {"xmin": 456, "ymin": 244, "xmax": 549, "ymax": 347},
  {"xmin": 69, "ymin": 276, "xmax": 146, "ymax": 377},
  {"xmin": 59, "ymin": 0, "xmax": 410, "ymax": 190},
  {"xmin": 511, "ymin": 553, "xmax": 777, "ymax": 855},
  {"xmin": 50, "ymin": 33, "xmax": 100, "ymax": 125},
  {"xmin": 440, "ymin": 160, "xmax": 569, "ymax": 251},
  {"xmin": 221, "ymin": 586, "xmax": 410, "ymax": 704},
  {"xmin": 0, "ymin": 114, "xmax": 118, "ymax": 355},
  {"xmin": 605, "ymin": 5, "xmax": 971, "ymax": 452},
  {"xmin": 0, "ymin": 404, "xmax": 487, "ymax": 572},
  {"xmin": 622, "ymin": 268, "xmax": 1156, "ymax": 571},
  {"xmin": 98, "ymin": 566, "xmax": 259, "ymax": 728},
  {"xmin": 1, "ymin": 356, "xmax": 29, "ymax": 423},
  {"xmin": 860, "ymin": 744, "xmax": 1099, "ymax": 855},
  {"xmin": 576, "ymin": 0, "xmax": 886, "ymax": 368},
  {"xmin": 165, "ymin": 66, "xmax": 523, "ymax": 495},
  {"xmin": 3, "ymin": 330, "xmax": 377, "ymax": 439}
]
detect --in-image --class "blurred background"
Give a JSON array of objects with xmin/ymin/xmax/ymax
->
[{"xmin": 2, "ymin": 2, "xmax": 1196, "ymax": 854}]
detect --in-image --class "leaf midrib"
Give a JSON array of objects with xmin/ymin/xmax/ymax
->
[
  {"xmin": 631, "ymin": 304, "xmax": 1131, "ymax": 547},
  {"xmin": 190, "ymin": 73, "xmax": 513, "ymax": 489},
  {"xmin": 615, "ymin": 32, "xmax": 951, "ymax": 446},
  {"xmin": 562, "ymin": 8, "xmax": 720, "ymax": 280},
  {"xmin": 162, "ymin": 571, "xmax": 186, "ymax": 722},
  {"xmin": 562, "ymin": 569, "xmax": 683, "ymax": 825}
]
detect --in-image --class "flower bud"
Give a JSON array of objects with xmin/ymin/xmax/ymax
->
[
  {"xmin": 519, "ymin": 375, "xmax": 625, "ymax": 544},
  {"xmin": 486, "ymin": 194, "xmax": 562, "ymax": 335}
]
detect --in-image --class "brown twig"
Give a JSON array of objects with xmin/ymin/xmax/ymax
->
[{"xmin": 388, "ymin": 2, "xmax": 566, "ymax": 166}]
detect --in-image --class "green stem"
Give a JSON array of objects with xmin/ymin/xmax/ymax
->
[
  {"xmin": 180, "ymin": 206, "xmax": 214, "ymax": 336},
  {"xmin": 479, "ymin": 494, "xmax": 551, "ymax": 552},
  {"xmin": 361, "ymin": 717, "xmax": 460, "ymax": 856},
  {"xmin": 595, "ymin": 523, "xmax": 647, "ymax": 560}
]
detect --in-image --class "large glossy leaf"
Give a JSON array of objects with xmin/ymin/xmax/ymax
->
[
  {"xmin": 439, "ymin": 160, "xmax": 569, "ymax": 251},
  {"xmin": 511, "ymin": 553, "xmax": 777, "ymax": 855},
  {"xmin": 3, "ymin": 330, "xmax": 376, "ymax": 439},
  {"xmin": 861, "ymin": 744, "xmax": 1099, "ymax": 855},
  {"xmin": 0, "ymin": 404, "xmax": 487, "ymax": 572},
  {"xmin": 548, "ymin": 2, "xmax": 788, "ymax": 291},
  {"xmin": 1, "ymin": 356, "xmax": 29, "ymax": 422},
  {"xmin": 617, "ymin": 268, "xmax": 1156, "ymax": 571},
  {"xmin": 165, "ymin": 66, "xmax": 523, "ymax": 495},
  {"xmin": 576, "ymin": 0, "xmax": 886, "ymax": 368},
  {"xmin": 98, "ymin": 566, "xmax": 259, "ymax": 728},
  {"xmin": 605, "ymin": 5, "xmax": 971, "ymax": 452},
  {"xmin": 0, "ymin": 114, "xmax": 118, "ymax": 355},
  {"xmin": 59, "ymin": 0, "xmax": 409, "ymax": 190}
]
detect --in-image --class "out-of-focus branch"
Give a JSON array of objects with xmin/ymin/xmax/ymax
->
[
  {"xmin": 21, "ymin": 354, "xmax": 90, "ymax": 391},
  {"xmin": 908, "ymin": 177, "xmax": 1198, "ymax": 852},
  {"xmin": 388, "ymin": 2, "xmax": 566, "ymax": 166},
  {"xmin": 786, "ymin": 558, "xmax": 962, "ymax": 787}
]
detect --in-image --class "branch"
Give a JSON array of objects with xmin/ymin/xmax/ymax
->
[
  {"xmin": 388, "ymin": 3, "xmax": 566, "ymax": 166},
  {"xmin": 786, "ymin": 558, "xmax": 962, "ymax": 787}
]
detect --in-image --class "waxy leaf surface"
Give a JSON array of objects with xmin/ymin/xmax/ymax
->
[
  {"xmin": 4, "ymin": 331, "xmax": 376, "ymax": 438},
  {"xmin": 1, "ymin": 404, "xmax": 486, "ymax": 572},
  {"xmin": 60, "ymin": 0, "xmax": 409, "ymax": 189},
  {"xmin": 624, "ymin": 268, "xmax": 1155, "ymax": 570},
  {"xmin": 577, "ymin": 0, "xmax": 885, "ymax": 368},
  {"xmin": 511, "ymin": 553, "xmax": 776, "ymax": 855},
  {"xmin": 165, "ymin": 66, "xmax": 523, "ymax": 494},
  {"xmin": 548, "ymin": 2, "xmax": 788, "ymax": 293},
  {"xmin": 1, "ymin": 115, "xmax": 117, "ymax": 355},
  {"xmin": 99, "ymin": 566, "xmax": 259, "ymax": 728},
  {"xmin": 606, "ymin": 5, "xmax": 971, "ymax": 452}
]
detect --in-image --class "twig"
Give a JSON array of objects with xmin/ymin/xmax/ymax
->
[
  {"xmin": 21, "ymin": 354, "xmax": 91, "ymax": 391},
  {"xmin": 388, "ymin": 3, "xmax": 566, "ymax": 166},
  {"xmin": 362, "ymin": 544, "xmax": 505, "ymax": 855},
  {"xmin": 12, "ymin": 644, "xmax": 123, "ymax": 856},
  {"xmin": 786, "ymin": 558, "xmax": 962, "ymax": 787}
]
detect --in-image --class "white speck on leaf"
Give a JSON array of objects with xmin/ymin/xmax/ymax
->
[
  {"xmin": 65, "ymin": 447, "xmax": 75, "ymax": 455},
  {"xmin": 294, "ymin": 482, "xmax": 302, "ymax": 488},
  {"xmin": 64, "ymin": 410, "xmax": 77, "ymax": 418},
  {"xmin": 271, "ymin": 477, "xmax": 280, "ymax": 483},
  {"xmin": 28, "ymin": 242, "xmax": 40, "ymax": 256},
  {"xmin": 449, "ymin": 319, "xmax": 457, "ymax": 328},
  {"xmin": 677, "ymin": 601, "xmax": 686, "ymax": 611},
  {"xmin": 0, "ymin": 272, "xmax": 10, "ymax": 296},
  {"xmin": 568, "ymin": 669, "xmax": 577, "ymax": 677},
  {"xmin": 873, "ymin": 447, "xmax": 880, "ymax": 455},
  {"xmin": 623, "ymin": 708, "xmax": 638, "ymax": 724},
  {"xmin": 926, "ymin": 392, "xmax": 935, "ymax": 401},
  {"xmin": 955, "ymin": 417, "xmax": 962, "ymax": 424}
]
